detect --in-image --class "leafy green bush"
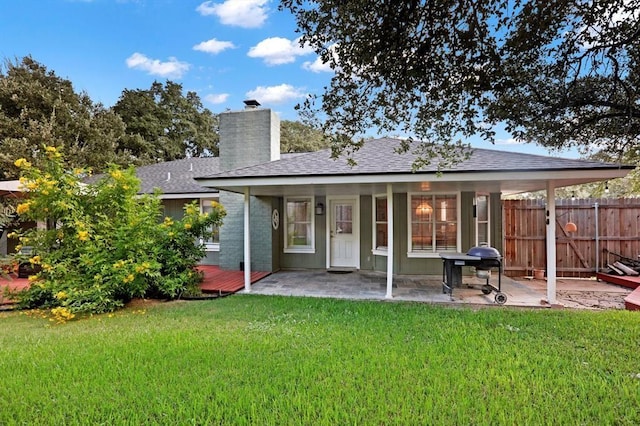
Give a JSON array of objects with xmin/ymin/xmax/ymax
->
[{"xmin": 9, "ymin": 146, "xmax": 225, "ymax": 317}]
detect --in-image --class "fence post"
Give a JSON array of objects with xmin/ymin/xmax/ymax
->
[{"xmin": 594, "ymin": 202, "xmax": 599, "ymax": 273}]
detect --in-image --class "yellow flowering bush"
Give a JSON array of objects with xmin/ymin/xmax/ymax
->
[
  {"xmin": 9, "ymin": 145, "xmax": 226, "ymax": 317},
  {"xmin": 16, "ymin": 202, "xmax": 31, "ymax": 215},
  {"xmin": 14, "ymin": 158, "xmax": 31, "ymax": 169}
]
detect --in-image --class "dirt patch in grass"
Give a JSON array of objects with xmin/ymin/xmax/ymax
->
[{"xmin": 124, "ymin": 298, "xmax": 170, "ymax": 309}]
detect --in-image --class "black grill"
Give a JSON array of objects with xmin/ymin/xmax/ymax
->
[{"xmin": 440, "ymin": 246, "xmax": 507, "ymax": 304}]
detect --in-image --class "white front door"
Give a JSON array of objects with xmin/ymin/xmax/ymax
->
[{"xmin": 329, "ymin": 198, "xmax": 359, "ymax": 268}]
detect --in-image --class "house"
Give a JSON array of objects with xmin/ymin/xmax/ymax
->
[{"xmin": 188, "ymin": 101, "xmax": 632, "ymax": 305}]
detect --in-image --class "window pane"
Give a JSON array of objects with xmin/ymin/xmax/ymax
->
[
  {"xmin": 477, "ymin": 195, "xmax": 488, "ymax": 221},
  {"xmin": 202, "ymin": 201, "xmax": 220, "ymax": 244},
  {"xmin": 375, "ymin": 197, "xmax": 388, "ymax": 249},
  {"xmin": 436, "ymin": 223, "xmax": 457, "ymax": 250},
  {"xmin": 335, "ymin": 204, "xmax": 352, "ymax": 234},
  {"xmin": 376, "ymin": 223, "xmax": 388, "ymax": 248},
  {"xmin": 435, "ymin": 195, "xmax": 456, "ymax": 222},
  {"xmin": 286, "ymin": 199, "xmax": 312, "ymax": 248},
  {"xmin": 412, "ymin": 196, "xmax": 432, "ymax": 222},
  {"xmin": 410, "ymin": 194, "xmax": 457, "ymax": 252},
  {"xmin": 288, "ymin": 223, "xmax": 311, "ymax": 246},
  {"xmin": 412, "ymin": 222, "xmax": 433, "ymax": 250},
  {"xmin": 477, "ymin": 223, "xmax": 489, "ymax": 246},
  {"xmin": 376, "ymin": 198, "xmax": 387, "ymax": 222}
]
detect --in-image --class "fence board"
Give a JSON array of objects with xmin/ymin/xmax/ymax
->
[{"xmin": 503, "ymin": 198, "xmax": 640, "ymax": 278}]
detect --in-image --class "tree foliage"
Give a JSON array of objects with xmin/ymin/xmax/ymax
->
[
  {"xmin": 114, "ymin": 81, "xmax": 219, "ymax": 164},
  {"xmin": 0, "ymin": 56, "xmax": 130, "ymax": 179},
  {"xmin": 8, "ymin": 146, "xmax": 225, "ymax": 318},
  {"xmin": 281, "ymin": 0, "xmax": 640, "ymax": 167},
  {"xmin": 280, "ymin": 119, "xmax": 330, "ymax": 152}
]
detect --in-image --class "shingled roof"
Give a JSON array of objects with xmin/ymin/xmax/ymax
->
[
  {"xmin": 197, "ymin": 138, "xmax": 630, "ymax": 180},
  {"xmin": 136, "ymin": 157, "xmax": 221, "ymax": 195}
]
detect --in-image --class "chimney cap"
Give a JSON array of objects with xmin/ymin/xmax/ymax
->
[{"xmin": 243, "ymin": 99, "xmax": 261, "ymax": 108}]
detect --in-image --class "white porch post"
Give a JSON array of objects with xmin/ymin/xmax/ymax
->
[
  {"xmin": 386, "ymin": 183, "xmax": 394, "ymax": 299},
  {"xmin": 546, "ymin": 181, "xmax": 557, "ymax": 304},
  {"xmin": 244, "ymin": 186, "xmax": 251, "ymax": 292}
]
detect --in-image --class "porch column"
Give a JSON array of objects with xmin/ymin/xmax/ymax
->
[
  {"xmin": 546, "ymin": 181, "xmax": 557, "ymax": 304},
  {"xmin": 386, "ymin": 183, "xmax": 394, "ymax": 299},
  {"xmin": 244, "ymin": 186, "xmax": 251, "ymax": 292}
]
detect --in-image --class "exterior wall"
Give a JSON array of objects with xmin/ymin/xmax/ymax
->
[
  {"xmin": 272, "ymin": 190, "xmax": 503, "ymax": 276},
  {"xmin": 366, "ymin": 191, "xmax": 503, "ymax": 276},
  {"xmin": 218, "ymin": 107, "xmax": 280, "ymax": 271},
  {"xmin": 359, "ymin": 195, "xmax": 374, "ymax": 270},
  {"xmin": 279, "ymin": 195, "xmax": 327, "ymax": 269}
]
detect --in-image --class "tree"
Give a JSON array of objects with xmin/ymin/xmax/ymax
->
[
  {"xmin": 0, "ymin": 56, "xmax": 130, "ymax": 179},
  {"xmin": 113, "ymin": 81, "xmax": 219, "ymax": 164},
  {"xmin": 281, "ymin": 0, "xmax": 640, "ymax": 167},
  {"xmin": 280, "ymin": 120, "xmax": 330, "ymax": 152}
]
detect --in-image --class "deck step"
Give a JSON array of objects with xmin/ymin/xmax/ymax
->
[
  {"xmin": 596, "ymin": 272, "xmax": 640, "ymax": 290},
  {"xmin": 624, "ymin": 288, "xmax": 640, "ymax": 311}
]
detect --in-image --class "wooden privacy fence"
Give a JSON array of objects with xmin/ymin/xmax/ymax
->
[{"xmin": 503, "ymin": 198, "xmax": 640, "ymax": 278}]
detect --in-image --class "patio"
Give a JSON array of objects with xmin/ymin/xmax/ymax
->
[
  {"xmin": 245, "ymin": 270, "xmax": 542, "ymax": 307},
  {"xmin": 244, "ymin": 270, "xmax": 631, "ymax": 309}
]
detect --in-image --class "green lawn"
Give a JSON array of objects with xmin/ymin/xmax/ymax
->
[{"xmin": 1, "ymin": 296, "xmax": 639, "ymax": 425}]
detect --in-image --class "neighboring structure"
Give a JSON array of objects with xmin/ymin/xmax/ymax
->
[
  {"xmin": 132, "ymin": 157, "xmax": 222, "ymax": 264},
  {"xmin": 192, "ymin": 102, "xmax": 633, "ymax": 304}
]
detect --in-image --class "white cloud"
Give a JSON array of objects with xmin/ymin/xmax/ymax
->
[
  {"xmin": 248, "ymin": 37, "xmax": 313, "ymax": 66},
  {"xmin": 302, "ymin": 44, "xmax": 339, "ymax": 73},
  {"xmin": 245, "ymin": 84, "xmax": 306, "ymax": 104},
  {"xmin": 196, "ymin": 0, "xmax": 268, "ymax": 29},
  {"xmin": 496, "ymin": 138, "xmax": 524, "ymax": 145},
  {"xmin": 125, "ymin": 53, "xmax": 190, "ymax": 78},
  {"xmin": 193, "ymin": 38, "xmax": 235, "ymax": 54},
  {"xmin": 302, "ymin": 56, "xmax": 333, "ymax": 73},
  {"xmin": 205, "ymin": 93, "xmax": 230, "ymax": 104}
]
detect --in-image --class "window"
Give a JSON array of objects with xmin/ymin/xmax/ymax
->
[
  {"xmin": 409, "ymin": 193, "xmax": 458, "ymax": 255},
  {"xmin": 373, "ymin": 196, "xmax": 388, "ymax": 253},
  {"xmin": 201, "ymin": 199, "xmax": 220, "ymax": 250},
  {"xmin": 284, "ymin": 197, "xmax": 314, "ymax": 252},
  {"xmin": 475, "ymin": 194, "xmax": 490, "ymax": 246}
]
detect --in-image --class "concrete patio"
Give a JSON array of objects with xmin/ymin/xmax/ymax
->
[
  {"xmin": 242, "ymin": 270, "xmax": 632, "ymax": 309},
  {"xmin": 243, "ymin": 270, "xmax": 545, "ymax": 308}
]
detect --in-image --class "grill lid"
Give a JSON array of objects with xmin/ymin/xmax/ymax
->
[{"xmin": 467, "ymin": 246, "xmax": 501, "ymax": 259}]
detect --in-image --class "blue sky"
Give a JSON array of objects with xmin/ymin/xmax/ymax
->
[{"xmin": 0, "ymin": 0, "xmax": 579, "ymax": 158}]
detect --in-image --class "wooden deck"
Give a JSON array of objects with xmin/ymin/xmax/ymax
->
[
  {"xmin": 596, "ymin": 272, "xmax": 640, "ymax": 289},
  {"xmin": 1, "ymin": 266, "xmax": 269, "ymax": 307},
  {"xmin": 197, "ymin": 265, "xmax": 270, "ymax": 294},
  {"xmin": 596, "ymin": 272, "xmax": 640, "ymax": 311}
]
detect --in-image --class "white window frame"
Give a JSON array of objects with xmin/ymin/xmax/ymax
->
[
  {"xmin": 407, "ymin": 192, "xmax": 461, "ymax": 258},
  {"xmin": 372, "ymin": 194, "xmax": 388, "ymax": 256},
  {"xmin": 200, "ymin": 197, "xmax": 220, "ymax": 252},
  {"xmin": 284, "ymin": 196, "xmax": 315, "ymax": 254},
  {"xmin": 475, "ymin": 193, "xmax": 490, "ymax": 247}
]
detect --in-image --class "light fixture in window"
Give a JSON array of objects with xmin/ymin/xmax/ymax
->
[
  {"xmin": 605, "ymin": 181, "xmax": 609, "ymax": 193},
  {"xmin": 571, "ymin": 191, "xmax": 576, "ymax": 201},
  {"xmin": 415, "ymin": 201, "xmax": 433, "ymax": 217},
  {"xmin": 315, "ymin": 202, "xmax": 324, "ymax": 215}
]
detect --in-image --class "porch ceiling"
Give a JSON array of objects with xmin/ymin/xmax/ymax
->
[{"xmin": 203, "ymin": 168, "xmax": 629, "ymax": 197}]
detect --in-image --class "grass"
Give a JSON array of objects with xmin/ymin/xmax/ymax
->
[{"xmin": 1, "ymin": 296, "xmax": 639, "ymax": 425}]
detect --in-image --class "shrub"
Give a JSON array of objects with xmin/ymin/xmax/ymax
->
[{"xmin": 8, "ymin": 145, "xmax": 225, "ymax": 316}]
